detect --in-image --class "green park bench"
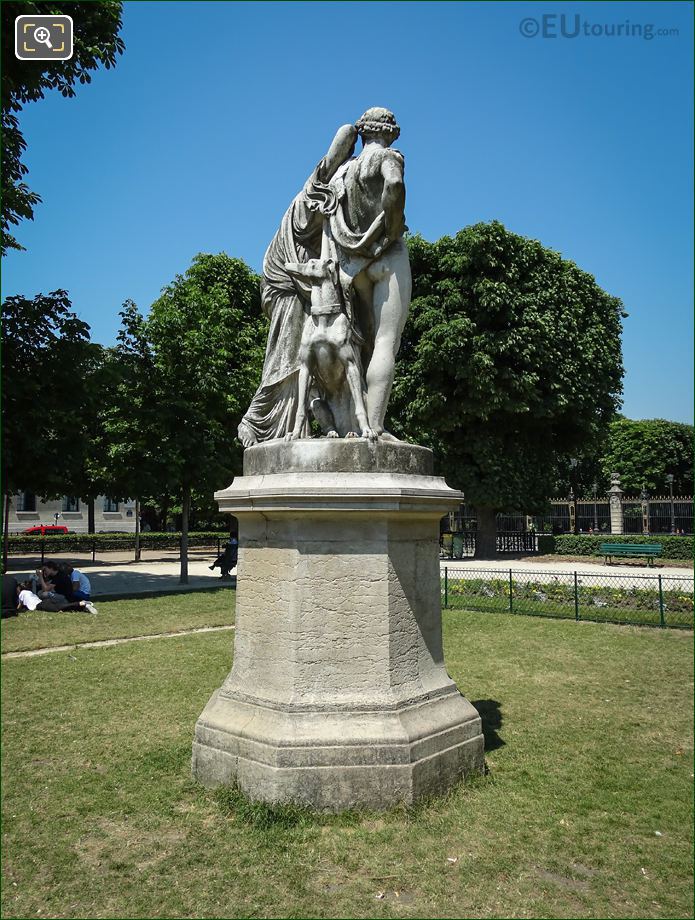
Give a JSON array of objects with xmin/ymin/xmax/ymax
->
[{"xmin": 600, "ymin": 542, "xmax": 663, "ymax": 566}]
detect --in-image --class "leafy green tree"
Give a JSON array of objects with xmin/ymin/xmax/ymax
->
[
  {"xmin": 389, "ymin": 222, "xmax": 625, "ymax": 556},
  {"xmin": 553, "ymin": 455, "xmax": 608, "ymax": 500},
  {"xmin": 86, "ymin": 302, "xmax": 169, "ymax": 555},
  {"xmin": 1, "ymin": 1, "xmax": 124, "ymax": 253},
  {"xmin": 108, "ymin": 254, "xmax": 265, "ymax": 582},
  {"xmin": 600, "ymin": 418, "xmax": 694, "ymax": 495},
  {"xmin": 1, "ymin": 290, "xmax": 95, "ymax": 561}
]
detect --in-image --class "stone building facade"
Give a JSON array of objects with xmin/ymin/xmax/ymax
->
[{"xmin": 8, "ymin": 492, "xmax": 137, "ymax": 533}]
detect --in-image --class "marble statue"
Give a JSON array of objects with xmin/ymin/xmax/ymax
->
[
  {"xmin": 238, "ymin": 107, "xmax": 411, "ymax": 447},
  {"xmin": 194, "ymin": 110, "xmax": 484, "ymax": 809}
]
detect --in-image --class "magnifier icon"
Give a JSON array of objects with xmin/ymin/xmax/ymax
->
[{"xmin": 33, "ymin": 26, "xmax": 53, "ymax": 49}]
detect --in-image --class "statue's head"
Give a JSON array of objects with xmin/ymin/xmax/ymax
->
[{"xmin": 356, "ymin": 107, "xmax": 400, "ymax": 146}]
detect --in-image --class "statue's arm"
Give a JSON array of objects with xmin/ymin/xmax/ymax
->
[
  {"xmin": 380, "ymin": 153, "xmax": 406, "ymax": 240},
  {"xmin": 313, "ymin": 124, "xmax": 358, "ymax": 184},
  {"xmin": 285, "ymin": 261, "xmax": 321, "ymax": 281}
]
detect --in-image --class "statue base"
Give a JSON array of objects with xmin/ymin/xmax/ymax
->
[{"xmin": 192, "ymin": 439, "xmax": 484, "ymax": 811}]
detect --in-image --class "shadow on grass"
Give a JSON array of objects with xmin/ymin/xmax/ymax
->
[
  {"xmin": 472, "ymin": 698, "xmax": 505, "ymax": 752},
  {"xmin": 213, "ymin": 783, "xmax": 361, "ymax": 832},
  {"xmin": 210, "ymin": 770, "xmax": 493, "ymax": 835}
]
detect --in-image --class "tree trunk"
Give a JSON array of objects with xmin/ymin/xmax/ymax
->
[
  {"xmin": 180, "ymin": 485, "xmax": 190, "ymax": 585},
  {"xmin": 160, "ymin": 498, "xmax": 169, "ymax": 532},
  {"xmin": 2, "ymin": 491, "xmax": 10, "ymax": 573},
  {"xmin": 134, "ymin": 498, "xmax": 141, "ymax": 562},
  {"xmin": 474, "ymin": 506, "xmax": 498, "ymax": 559}
]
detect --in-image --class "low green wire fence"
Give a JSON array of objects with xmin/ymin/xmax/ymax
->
[{"xmin": 441, "ymin": 567, "xmax": 694, "ymax": 629}]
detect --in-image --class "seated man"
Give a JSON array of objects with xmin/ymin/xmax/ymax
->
[
  {"xmin": 41, "ymin": 561, "xmax": 73, "ymax": 599},
  {"xmin": 66, "ymin": 565, "xmax": 92, "ymax": 601},
  {"xmin": 209, "ymin": 538, "xmax": 238, "ymax": 579}
]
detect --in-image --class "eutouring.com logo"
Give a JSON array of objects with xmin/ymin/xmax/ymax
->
[{"xmin": 519, "ymin": 14, "xmax": 679, "ymax": 40}]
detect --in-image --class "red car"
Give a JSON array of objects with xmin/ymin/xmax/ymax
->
[{"xmin": 22, "ymin": 525, "xmax": 69, "ymax": 535}]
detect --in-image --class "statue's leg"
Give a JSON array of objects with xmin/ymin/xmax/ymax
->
[
  {"xmin": 310, "ymin": 397, "xmax": 339, "ymax": 438},
  {"xmin": 286, "ymin": 364, "xmax": 310, "ymax": 441},
  {"xmin": 352, "ymin": 273, "xmax": 375, "ymax": 370},
  {"xmin": 365, "ymin": 240, "xmax": 412, "ymax": 434},
  {"xmin": 343, "ymin": 351, "xmax": 375, "ymax": 440}
]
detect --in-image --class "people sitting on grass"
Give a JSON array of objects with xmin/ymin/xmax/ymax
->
[
  {"xmin": 39, "ymin": 561, "xmax": 73, "ymax": 599},
  {"xmin": 16, "ymin": 581, "xmax": 97, "ymax": 614},
  {"xmin": 38, "ymin": 561, "xmax": 92, "ymax": 602},
  {"xmin": 209, "ymin": 537, "xmax": 238, "ymax": 579}
]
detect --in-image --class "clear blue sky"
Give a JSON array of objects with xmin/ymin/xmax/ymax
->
[{"xmin": 3, "ymin": 0, "xmax": 693, "ymax": 422}]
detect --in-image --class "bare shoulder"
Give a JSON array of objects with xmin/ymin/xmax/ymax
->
[
  {"xmin": 384, "ymin": 146, "xmax": 404, "ymax": 163},
  {"xmin": 368, "ymin": 146, "xmax": 404, "ymax": 165},
  {"xmin": 380, "ymin": 146, "xmax": 405, "ymax": 177}
]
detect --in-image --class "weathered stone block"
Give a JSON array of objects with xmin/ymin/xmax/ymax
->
[{"xmin": 192, "ymin": 440, "xmax": 484, "ymax": 810}]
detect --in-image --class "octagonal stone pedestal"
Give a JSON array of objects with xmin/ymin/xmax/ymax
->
[{"xmin": 192, "ymin": 439, "xmax": 484, "ymax": 811}]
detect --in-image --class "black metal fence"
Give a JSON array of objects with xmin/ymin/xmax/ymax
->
[
  {"xmin": 441, "ymin": 531, "xmax": 538, "ymax": 558},
  {"xmin": 447, "ymin": 497, "xmax": 693, "ymax": 537},
  {"xmin": 4, "ymin": 534, "xmax": 227, "ymax": 565},
  {"xmin": 441, "ymin": 567, "xmax": 694, "ymax": 629}
]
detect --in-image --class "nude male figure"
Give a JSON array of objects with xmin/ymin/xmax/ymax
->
[{"xmin": 329, "ymin": 107, "xmax": 412, "ymax": 440}]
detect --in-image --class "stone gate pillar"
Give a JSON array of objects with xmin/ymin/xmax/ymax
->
[{"xmin": 608, "ymin": 472, "xmax": 623, "ymax": 535}]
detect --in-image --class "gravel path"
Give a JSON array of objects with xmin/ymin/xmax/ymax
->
[{"xmin": 6, "ymin": 554, "xmax": 691, "ymax": 598}]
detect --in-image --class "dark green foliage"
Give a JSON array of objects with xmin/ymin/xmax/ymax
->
[
  {"xmin": 537, "ymin": 534, "xmax": 556, "ymax": 554},
  {"xmin": 549, "ymin": 533, "xmax": 692, "ymax": 560},
  {"xmin": 390, "ymin": 223, "xmax": 625, "ymax": 516},
  {"xmin": 143, "ymin": 253, "xmax": 266, "ymax": 498},
  {"xmin": 601, "ymin": 418, "xmax": 694, "ymax": 495},
  {"xmin": 1, "ymin": 290, "xmax": 96, "ymax": 498},
  {"xmin": 104, "ymin": 253, "xmax": 266, "ymax": 581},
  {"xmin": 1, "ymin": 2, "xmax": 125, "ymax": 253},
  {"xmin": 553, "ymin": 455, "xmax": 608, "ymax": 499},
  {"xmin": 92, "ymin": 300, "xmax": 167, "ymax": 505},
  {"xmin": 6, "ymin": 531, "xmax": 227, "ymax": 554}
]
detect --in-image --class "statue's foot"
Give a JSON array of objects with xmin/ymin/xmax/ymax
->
[
  {"xmin": 361, "ymin": 427, "xmax": 378, "ymax": 442},
  {"xmin": 326, "ymin": 429, "xmax": 340, "ymax": 439},
  {"xmin": 285, "ymin": 432, "xmax": 298, "ymax": 442},
  {"xmin": 345, "ymin": 431, "xmax": 358, "ymax": 439},
  {"xmin": 238, "ymin": 422, "xmax": 257, "ymax": 448},
  {"xmin": 378, "ymin": 431, "xmax": 400, "ymax": 442}
]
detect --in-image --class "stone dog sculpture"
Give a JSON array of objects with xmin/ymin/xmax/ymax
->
[
  {"xmin": 238, "ymin": 107, "xmax": 411, "ymax": 445},
  {"xmin": 283, "ymin": 243, "xmax": 375, "ymax": 441}
]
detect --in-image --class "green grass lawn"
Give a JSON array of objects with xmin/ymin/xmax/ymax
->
[
  {"xmin": 2, "ymin": 609, "xmax": 693, "ymax": 919},
  {"xmin": 1, "ymin": 589, "xmax": 235, "ymax": 653}
]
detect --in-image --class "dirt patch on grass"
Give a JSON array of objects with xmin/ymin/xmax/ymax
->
[
  {"xmin": 75, "ymin": 818, "xmax": 186, "ymax": 870},
  {"xmin": 534, "ymin": 867, "xmax": 591, "ymax": 892}
]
